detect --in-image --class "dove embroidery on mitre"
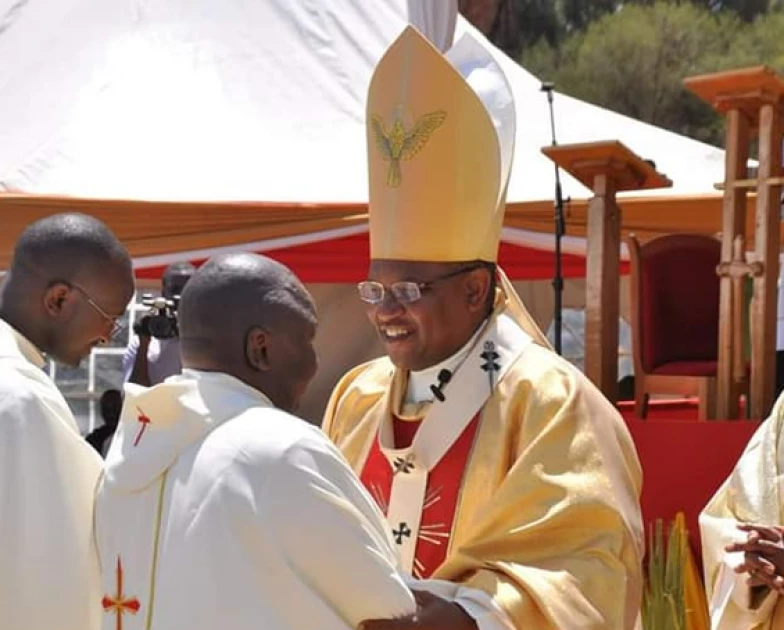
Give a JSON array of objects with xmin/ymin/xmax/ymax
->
[{"xmin": 370, "ymin": 110, "xmax": 447, "ymax": 187}]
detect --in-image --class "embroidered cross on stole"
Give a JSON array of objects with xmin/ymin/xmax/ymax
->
[
  {"xmin": 102, "ymin": 557, "xmax": 141, "ymax": 630},
  {"xmin": 359, "ymin": 313, "xmax": 533, "ymax": 577},
  {"xmin": 101, "ymin": 471, "xmax": 169, "ymax": 630},
  {"xmin": 361, "ymin": 409, "xmax": 482, "ymax": 577}
]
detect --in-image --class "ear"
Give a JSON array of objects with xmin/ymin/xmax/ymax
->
[
  {"xmin": 464, "ymin": 269, "xmax": 491, "ymax": 313},
  {"xmin": 246, "ymin": 326, "xmax": 272, "ymax": 372},
  {"xmin": 43, "ymin": 282, "xmax": 74, "ymax": 318}
]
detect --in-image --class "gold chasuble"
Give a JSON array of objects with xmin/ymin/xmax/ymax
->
[{"xmin": 323, "ymin": 27, "xmax": 644, "ymax": 630}]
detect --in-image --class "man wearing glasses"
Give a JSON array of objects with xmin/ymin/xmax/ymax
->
[
  {"xmin": 0, "ymin": 213, "xmax": 135, "ymax": 630},
  {"xmin": 323, "ymin": 27, "xmax": 644, "ymax": 630}
]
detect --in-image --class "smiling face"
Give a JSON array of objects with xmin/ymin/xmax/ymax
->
[{"xmin": 361, "ymin": 259, "xmax": 493, "ymax": 371}]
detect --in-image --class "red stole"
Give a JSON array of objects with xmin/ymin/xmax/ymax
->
[{"xmin": 360, "ymin": 414, "xmax": 480, "ymax": 578}]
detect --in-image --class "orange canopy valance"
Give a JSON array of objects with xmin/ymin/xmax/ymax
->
[
  {"xmin": 0, "ymin": 195, "xmax": 366, "ymax": 270},
  {"xmin": 505, "ymin": 194, "xmax": 782, "ymax": 246},
  {"xmin": 0, "ymin": 192, "xmax": 778, "ymax": 271}
]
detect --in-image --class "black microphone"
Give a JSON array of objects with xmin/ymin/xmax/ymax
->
[
  {"xmin": 540, "ymin": 81, "xmax": 555, "ymax": 105},
  {"xmin": 430, "ymin": 369, "xmax": 452, "ymax": 402}
]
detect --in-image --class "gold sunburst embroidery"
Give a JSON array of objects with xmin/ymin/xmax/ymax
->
[
  {"xmin": 418, "ymin": 522, "xmax": 449, "ymax": 546},
  {"xmin": 423, "ymin": 485, "xmax": 443, "ymax": 510}
]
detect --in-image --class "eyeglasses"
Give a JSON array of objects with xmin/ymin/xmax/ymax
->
[
  {"xmin": 69, "ymin": 282, "xmax": 124, "ymax": 339},
  {"xmin": 357, "ymin": 265, "xmax": 484, "ymax": 305}
]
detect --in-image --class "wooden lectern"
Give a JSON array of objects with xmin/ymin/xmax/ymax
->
[
  {"xmin": 542, "ymin": 141, "xmax": 671, "ymax": 403},
  {"xmin": 685, "ymin": 66, "xmax": 784, "ymax": 420}
]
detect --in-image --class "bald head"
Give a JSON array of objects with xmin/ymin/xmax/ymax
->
[
  {"xmin": 178, "ymin": 253, "xmax": 318, "ymax": 410},
  {"xmin": 180, "ymin": 253, "xmax": 315, "ymax": 350},
  {"xmin": 10, "ymin": 213, "xmax": 132, "ymax": 283}
]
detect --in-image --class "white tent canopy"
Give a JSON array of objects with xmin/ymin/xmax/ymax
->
[{"xmin": 0, "ymin": 0, "xmax": 724, "ymax": 203}]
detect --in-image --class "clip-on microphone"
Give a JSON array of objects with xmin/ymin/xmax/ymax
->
[{"xmin": 430, "ymin": 369, "xmax": 452, "ymax": 402}]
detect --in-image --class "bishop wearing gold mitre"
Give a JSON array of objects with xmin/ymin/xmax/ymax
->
[{"xmin": 322, "ymin": 25, "xmax": 645, "ymax": 630}]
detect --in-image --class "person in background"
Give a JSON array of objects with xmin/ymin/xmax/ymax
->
[
  {"xmin": 123, "ymin": 262, "xmax": 195, "ymax": 386},
  {"xmin": 0, "ymin": 213, "xmax": 134, "ymax": 630},
  {"xmin": 85, "ymin": 389, "xmax": 123, "ymax": 457}
]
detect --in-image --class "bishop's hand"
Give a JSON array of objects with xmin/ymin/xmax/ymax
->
[
  {"xmin": 726, "ymin": 523, "xmax": 784, "ymax": 593},
  {"xmin": 358, "ymin": 590, "xmax": 478, "ymax": 630}
]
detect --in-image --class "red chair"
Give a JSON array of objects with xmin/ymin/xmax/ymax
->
[{"xmin": 627, "ymin": 233, "xmax": 725, "ymax": 420}]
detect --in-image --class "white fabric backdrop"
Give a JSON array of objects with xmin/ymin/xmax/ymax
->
[{"xmin": 0, "ymin": 0, "xmax": 723, "ymax": 202}]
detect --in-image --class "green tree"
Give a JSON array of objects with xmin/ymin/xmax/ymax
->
[
  {"xmin": 521, "ymin": 2, "xmax": 747, "ymax": 145},
  {"xmin": 487, "ymin": 0, "xmax": 560, "ymax": 57},
  {"xmin": 702, "ymin": 0, "xmax": 772, "ymax": 21},
  {"xmin": 628, "ymin": 0, "xmax": 774, "ymax": 21},
  {"xmin": 480, "ymin": 0, "xmax": 784, "ymax": 58},
  {"xmin": 488, "ymin": 0, "xmax": 620, "ymax": 55},
  {"xmin": 558, "ymin": 0, "xmax": 619, "ymax": 31},
  {"xmin": 731, "ymin": 11, "xmax": 784, "ymax": 71}
]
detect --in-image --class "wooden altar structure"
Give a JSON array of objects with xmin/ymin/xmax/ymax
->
[
  {"xmin": 685, "ymin": 66, "xmax": 784, "ymax": 419},
  {"xmin": 542, "ymin": 141, "xmax": 671, "ymax": 402}
]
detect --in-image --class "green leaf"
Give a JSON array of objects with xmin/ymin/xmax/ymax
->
[{"xmin": 641, "ymin": 516, "xmax": 687, "ymax": 630}]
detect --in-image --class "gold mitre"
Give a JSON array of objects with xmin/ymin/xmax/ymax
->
[{"xmin": 366, "ymin": 26, "xmax": 515, "ymax": 263}]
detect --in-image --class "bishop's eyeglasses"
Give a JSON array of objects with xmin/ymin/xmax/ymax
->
[{"xmin": 357, "ymin": 265, "xmax": 485, "ymax": 305}]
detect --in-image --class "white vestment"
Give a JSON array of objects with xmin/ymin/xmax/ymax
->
[
  {"xmin": 0, "ymin": 318, "xmax": 103, "ymax": 630},
  {"xmin": 95, "ymin": 369, "xmax": 416, "ymax": 630},
  {"xmin": 700, "ymin": 395, "xmax": 784, "ymax": 629}
]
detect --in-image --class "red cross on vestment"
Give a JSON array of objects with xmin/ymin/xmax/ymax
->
[
  {"xmin": 102, "ymin": 556, "xmax": 140, "ymax": 630},
  {"xmin": 133, "ymin": 407, "xmax": 151, "ymax": 447}
]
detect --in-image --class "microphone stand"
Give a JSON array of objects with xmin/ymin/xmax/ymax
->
[{"xmin": 541, "ymin": 81, "xmax": 566, "ymax": 356}]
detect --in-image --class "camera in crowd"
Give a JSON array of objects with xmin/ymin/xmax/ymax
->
[{"xmin": 133, "ymin": 293, "xmax": 180, "ymax": 340}]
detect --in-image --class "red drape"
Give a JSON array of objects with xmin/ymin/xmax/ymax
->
[
  {"xmin": 136, "ymin": 232, "xmax": 626, "ymax": 282},
  {"xmin": 620, "ymin": 400, "xmax": 759, "ymax": 564}
]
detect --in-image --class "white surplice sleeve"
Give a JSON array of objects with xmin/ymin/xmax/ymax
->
[
  {"xmin": 264, "ymin": 435, "xmax": 417, "ymax": 627},
  {"xmin": 0, "ymin": 369, "xmax": 103, "ymax": 630},
  {"xmin": 708, "ymin": 552, "xmax": 777, "ymax": 627}
]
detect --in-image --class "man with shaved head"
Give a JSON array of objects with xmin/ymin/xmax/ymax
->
[
  {"xmin": 94, "ymin": 252, "xmax": 416, "ymax": 630},
  {"xmin": 0, "ymin": 213, "xmax": 135, "ymax": 630}
]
